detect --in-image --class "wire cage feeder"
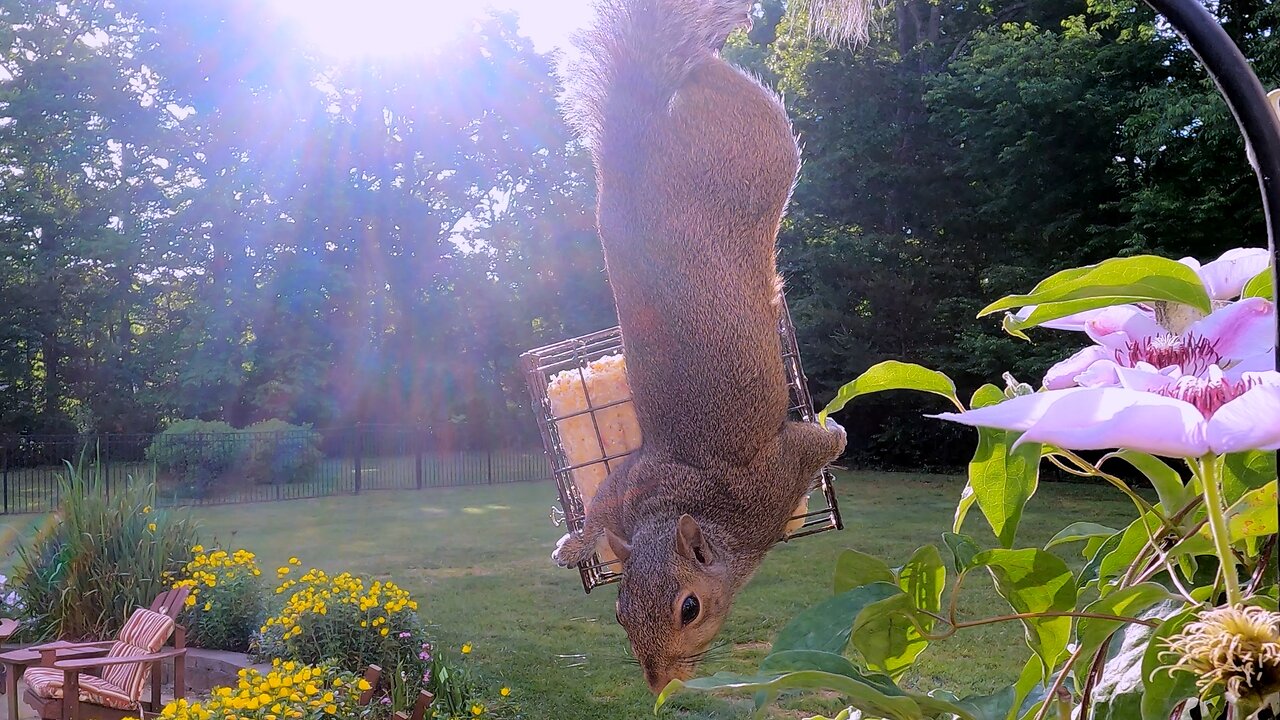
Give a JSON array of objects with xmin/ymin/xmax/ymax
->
[{"xmin": 520, "ymin": 299, "xmax": 843, "ymax": 593}]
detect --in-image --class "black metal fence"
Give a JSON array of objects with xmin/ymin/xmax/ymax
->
[{"xmin": 0, "ymin": 425, "xmax": 552, "ymax": 515}]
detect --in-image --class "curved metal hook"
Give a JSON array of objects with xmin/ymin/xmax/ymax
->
[{"xmin": 1141, "ymin": 0, "xmax": 1280, "ymax": 575}]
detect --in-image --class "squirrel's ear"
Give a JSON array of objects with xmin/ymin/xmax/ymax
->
[
  {"xmin": 605, "ymin": 527, "xmax": 631, "ymax": 563},
  {"xmin": 676, "ymin": 514, "xmax": 712, "ymax": 565}
]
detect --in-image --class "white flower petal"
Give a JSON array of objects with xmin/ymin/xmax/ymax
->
[
  {"xmin": 1208, "ymin": 383, "xmax": 1280, "ymax": 453},
  {"xmin": 1185, "ymin": 297, "xmax": 1276, "ymax": 360},
  {"xmin": 1197, "ymin": 247, "xmax": 1272, "ymax": 300},
  {"xmin": 1083, "ymin": 306, "xmax": 1168, "ymax": 350},
  {"xmin": 1013, "ymin": 388, "xmax": 1209, "ymax": 458},
  {"xmin": 929, "ymin": 389, "xmax": 1086, "ymax": 433},
  {"xmin": 1044, "ymin": 346, "xmax": 1112, "ymax": 389}
]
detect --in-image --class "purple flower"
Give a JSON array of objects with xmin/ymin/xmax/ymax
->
[
  {"xmin": 1042, "ymin": 299, "xmax": 1275, "ymax": 390},
  {"xmin": 399, "ymin": 632, "xmax": 412, "ymax": 638},
  {"xmin": 418, "ymin": 651, "xmax": 431, "ymax": 661},
  {"xmin": 932, "ymin": 367, "xmax": 1280, "ymax": 458},
  {"xmin": 381, "ymin": 697, "xmax": 392, "ymax": 705}
]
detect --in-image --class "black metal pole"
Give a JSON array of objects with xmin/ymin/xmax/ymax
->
[{"xmin": 1140, "ymin": 0, "xmax": 1280, "ymax": 576}]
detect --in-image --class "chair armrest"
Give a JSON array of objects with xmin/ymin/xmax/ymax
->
[
  {"xmin": 52, "ymin": 648, "xmax": 187, "ymax": 671},
  {"xmin": 32, "ymin": 641, "xmax": 114, "ymax": 652}
]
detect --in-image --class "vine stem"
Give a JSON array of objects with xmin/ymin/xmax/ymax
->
[
  {"xmin": 916, "ymin": 609, "xmax": 1157, "ymax": 641},
  {"xmin": 1034, "ymin": 644, "xmax": 1086, "ymax": 720},
  {"xmin": 1197, "ymin": 455, "xmax": 1242, "ymax": 605},
  {"xmin": 1051, "ymin": 451, "xmax": 1173, "ymax": 534}
]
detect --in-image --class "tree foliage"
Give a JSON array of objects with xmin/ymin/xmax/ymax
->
[{"xmin": 0, "ymin": 0, "xmax": 1273, "ymax": 466}]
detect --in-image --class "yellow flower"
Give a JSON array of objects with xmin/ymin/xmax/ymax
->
[
  {"xmin": 356, "ymin": 679, "xmax": 372, "ymax": 692},
  {"xmin": 203, "ymin": 602, "xmax": 212, "ymax": 611},
  {"xmin": 147, "ymin": 523, "xmax": 157, "ymax": 532},
  {"xmin": 142, "ymin": 505, "xmax": 152, "ymax": 513},
  {"xmin": 470, "ymin": 703, "xmax": 484, "ymax": 716},
  {"xmin": 380, "ymin": 628, "xmax": 388, "ymax": 636},
  {"xmin": 461, "ymin": 643, "xmax": 472, "ymax": 654},
  {"xmin": 323, "ymin": 705, "xmax": 337, "ymax": 715},
  {"xmin": 500, "ymin": 687, "xmax": 510, "ymax": 697},
  {"xmin": 289, "ymin": 557, "xmax": 301, "ymax": 565}
]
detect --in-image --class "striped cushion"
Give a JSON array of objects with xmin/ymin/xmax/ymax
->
[
  {"xmin": 116, "ymin": 609, "xmax": 174, "ymax": 652},
  {"xmin": 102, "ymin": 609, "xmax": 174, "ymax": 701},
  {"xmin": 22, "ymin": 669, "xmax": 135, "ymax": 711}
]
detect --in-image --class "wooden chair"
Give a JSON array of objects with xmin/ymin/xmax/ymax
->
[{"xmin": 21, "ymin": 605, "xmax": 186, "ymax": 720}]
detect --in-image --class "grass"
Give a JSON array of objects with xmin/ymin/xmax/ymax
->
[{"xmin": 0, "ymin": 471, "xmax": 1142, "ymax": 719}]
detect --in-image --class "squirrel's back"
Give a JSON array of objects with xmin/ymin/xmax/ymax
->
[{"xmin": 563, "ymin": 0, "xmax": 801, "ymax": 468}]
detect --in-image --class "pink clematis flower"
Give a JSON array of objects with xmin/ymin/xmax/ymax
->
[
  {"xmin": 931, "ymin": 366, "xmax": 1280, "ymax": 458},
  {"xmin": 1042, "ymin": 298, "xmax": 1275, "ymax": 390}
]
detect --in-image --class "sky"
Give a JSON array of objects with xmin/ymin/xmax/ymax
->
[{"xmin": 264, "ymin": 0, "xmax": 596, "ymax": 59}]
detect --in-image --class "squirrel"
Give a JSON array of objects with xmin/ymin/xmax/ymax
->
[{"xmin": 552, "ymin": 0, "xmax": 848, "ymax": 695}]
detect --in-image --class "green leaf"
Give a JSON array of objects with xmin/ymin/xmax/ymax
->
[
  {"xmin": 819, "ymin": 361, "xmax": 959, "ymax": 423},
  {"xmin": 1097, "ymin": 514, "xmax": 1162, "ymax": 590},
  {"xmin": 943, "ymin": 532, "xmax": 981, "ymax": 575},
  {"xmin": 979, "ymin": 256, "xmax": 1212, "ymax": 330},
  {"xmin": 1073, "ymin": 583, "xmax": 1177, "ymax": 685},
  {"xmin": 772, "ymin": 583, "xmax": 902, "ymax": 655},
  {"xmin": 971, "ymin": 548, "xmax": 1077, "ymax": 678},
  {"xmin": 954, "ymin": 482, "xmax": 978, "ymax": 534},
  {"xmin": 1045, "ymin": 522, "xmax": 1119, "ymax": 550},
  {"xmin": 852, "ymin": 545, "xmax": 947, "ymax": 680},
  {"xmin": 1140, "ymin": 608, "xmax": 1198, "ymax": 720},
  {"xmin": 1241, "ymin": 267, "xmax": 1274, "ymax": 300},
  {"xmin": 850, "ymin": 590, "xmax": 928, "ymax": 680},
  {"xmin": 1222, "ymin": 450, "xmax": 1276, "ymax": 505},
  {"xmin": 834, "ymin": 549, "xmax": 896, "ymax": 595},
  {"xmin": 759, "ymin": 650, "xmax": 864, "ymax": 678},
  {"xmin": 934, "ymin": 687, "xmax": 1016, "ymax": 720},
  {"xmin": 969, "ymin": 425, "xmax": 1041, "ymax": 548},
  {"xmin": 899, "ymin": 545, "xmax": 946, "ymax": 617},
  {"xmin": 1098, "ymin": 450, "xmax": 1189, "ymax": 512},
  {"xmin": 1223, "ymin": 480, "xmax": 1277, "ymax": 541},
  {"xmin": 654, "ymin": 670, "xmax": 928, "ymax": 720}
]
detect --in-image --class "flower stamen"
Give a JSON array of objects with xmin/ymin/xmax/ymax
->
[{"xmin": 1119, "ymin": 333, "xmax": 1222, "ymax": 376}]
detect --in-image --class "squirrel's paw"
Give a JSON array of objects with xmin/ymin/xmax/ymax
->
[
  {"xmin": 823, "ymin": 416, "xmax": 847, "ymax": 440},
  {"xmin": 552, "ymin": 532, "xmax": 591, "ymax": 568}
]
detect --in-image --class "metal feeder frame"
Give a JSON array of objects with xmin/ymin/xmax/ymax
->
[{"xmin": 520, "ymin": 299, "xmax": 843, "ymax": 593}]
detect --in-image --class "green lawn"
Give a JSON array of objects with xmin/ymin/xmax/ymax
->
[{"xmin": 0, "ymin": 472, "xmax": 1140, "ymax": 719}]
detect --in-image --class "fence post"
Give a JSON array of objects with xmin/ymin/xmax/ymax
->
[
  {"xmin": 414, "ymin": 427, "xmax": 424, "ymax": 490},
  {"xmin": 1, "ymin": 441, "xmax": 8, "ymax": 515},
  {"xmin": 353, "ymin": 423, "xmax": 363, "ymax": 495},
  {"xmin": 487, "ymin": 449, "xmax": 494, "ymax": 485}
]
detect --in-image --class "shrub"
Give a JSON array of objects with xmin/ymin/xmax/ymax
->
[
  {"xmin": 243, "ymin": 420, "xmax": 323, "ymax": 485},
  {"xmin": 171, "ymin": 546, "xmax": 267, "ymax": 652},
  {"xmin": 156, "ymin": 660, "xmax": 373, "ymax": 720},
  {"xmin": 13, "ymin": 463, "xmax": 199, "ymax": 640},
  {"xmin": 146, "ymin": 420, "xmax": 243, "ymax": 498},
  {"xmin": 255, "ymin": 563, "xmax": 427, "ymax": 674}
]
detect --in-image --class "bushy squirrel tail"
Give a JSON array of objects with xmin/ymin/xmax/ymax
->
[{"xmin": 562, "ymin": 0, "xmax": 752, "ymax": 161}]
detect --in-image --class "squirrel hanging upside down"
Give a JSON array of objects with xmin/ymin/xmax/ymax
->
[{"xmin": 552, "ymin": 0, "xmax": 848, "ymax": 695}]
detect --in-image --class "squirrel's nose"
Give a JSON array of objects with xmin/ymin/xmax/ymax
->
[
  {"xmin": 644, "ymin": 667, "xmax": 673, "ymax": 695},
  {"xmin": 644, "ymin": 663, "xmax": 690, "ymax": 695}
]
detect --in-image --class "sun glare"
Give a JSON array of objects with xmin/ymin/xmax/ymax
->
[
  {"xmin": 266, "ymin": 0, "xmax": 488, "ymax": 59},
  {"xmin": 265, "ymin": 0, "xmax": 593, "ymax": 59}
]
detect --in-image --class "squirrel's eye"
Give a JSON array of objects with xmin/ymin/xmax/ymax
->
[{"xmin": 680, "ymin": 595, "xmax": 700, "ymax": 626}]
